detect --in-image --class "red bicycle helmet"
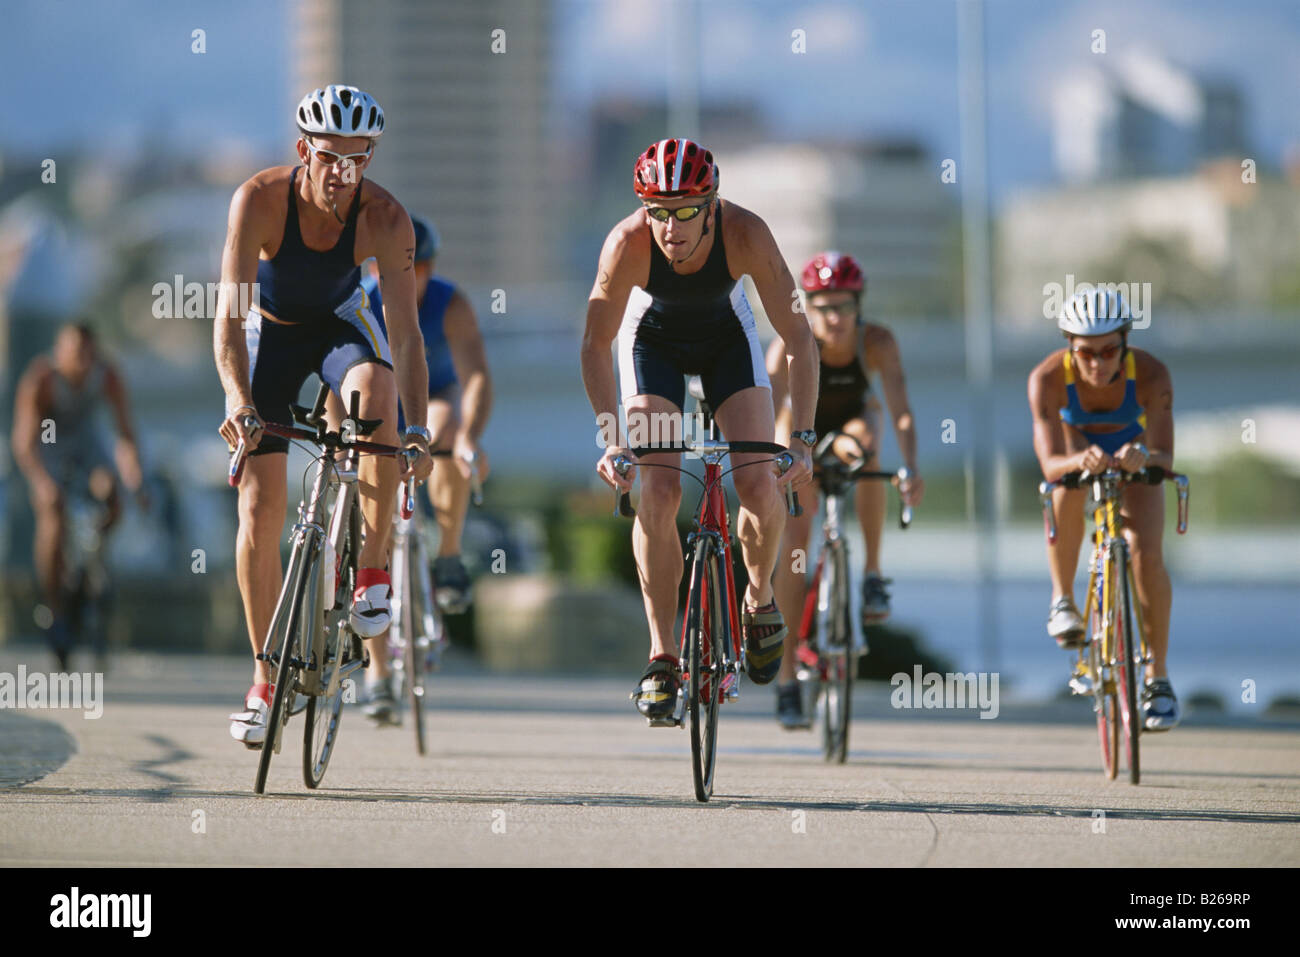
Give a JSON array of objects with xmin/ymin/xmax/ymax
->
[
  {"xmin": 633, "ymin": 138, "xmax": 718, "ymax": 199},
  {"xmin": 801, "ymin": 251, "xmax": 865, "ymax": 293}
]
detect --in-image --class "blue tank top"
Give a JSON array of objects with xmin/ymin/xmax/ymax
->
[
  {"xmin": 362, "ymin": 273, "xmax": 458, "ymax": 393},
  {"xmin": 1059, "ymin": 349, "xmax": 1146, "ymax": 455},
  {"xmin": 255, "ymin": 166, "xmax": 362, "ymax": 322}
]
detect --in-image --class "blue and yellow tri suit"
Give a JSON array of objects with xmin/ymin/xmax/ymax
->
[{"xmin": 1059, "ymin": 349, "xmax": 1146, "ymax": 455}]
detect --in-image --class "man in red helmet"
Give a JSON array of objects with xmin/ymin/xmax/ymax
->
[
  {"xmin": 766, "ymin": 252, "xmax": 924, "ymax": 728},
  {"xmin": 581, "ymin": 138, "xmax": 818, "ymax": 721}
]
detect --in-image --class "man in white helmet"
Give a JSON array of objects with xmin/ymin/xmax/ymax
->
[
  {"xmin": 216, "ymin": 84, "xmax": 434, "ymax": 748},
  {"xmin": 1027, "ymin": 286, "xmax": 1180, "ymax": 731}
]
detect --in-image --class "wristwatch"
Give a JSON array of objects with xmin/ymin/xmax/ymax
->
[
  {"xmin": 403, "ymin": 425, "xmax": 432, "ymax": 448},
  {"xmin": 792, "ymin": 429, "xmax": 817, "ymax": 449}
]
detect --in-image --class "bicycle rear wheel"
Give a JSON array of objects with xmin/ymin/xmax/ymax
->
[
  {"xmin": 687, "ymin": 538, "xmax": 720, "ymax": 802},
  {"xmin": 1115, "ymin": 546, "xmax": 1141, "ymax": 784},
  {"xmin": 255, "ymin": 537, "xmax": 313, "ymax": 795},
  {"xmin": 819, "ymin": 541, "xmax": 852, "ymax": 763},
  {"xmin": 304, "ymin": 511, "xmax": 357, "ymax": 788}
]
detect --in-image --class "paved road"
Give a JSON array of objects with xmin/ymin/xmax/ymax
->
[{"xmin": 2, "ymin": 648, "xmax": 1298, "ymax": 867}]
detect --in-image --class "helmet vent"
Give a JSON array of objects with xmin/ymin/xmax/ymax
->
[
  {"xmin": 330, "ymin": 104, "xmax": 342, "ymax": 127},
  {"xmin": 312, "ymin": 102, "xmax": 324, "ymax": 124},
  {"xmin": 339, "ymin": 88, "xmax": 352, "ymax": 107},
  {"xmin": 352, "ymin": 105, "xmax": 362, "ymax": 128}
]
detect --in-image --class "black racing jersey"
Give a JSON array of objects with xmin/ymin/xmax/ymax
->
[
  {"xmin": 814, "ymin": 342, "xmax": 872, "ymax": 437},
  {"xmin": 255, "ymin": 167, "xmax": 363, "ymax": 323}
]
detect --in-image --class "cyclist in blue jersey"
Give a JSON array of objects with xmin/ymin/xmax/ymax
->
[
  {"xmin": 1027, "ymin": 287, "xmax": 1180, "ymax": 731},
  {"xmin": 215, "ymin": 85, "xmax": 434, "ymax": 749},
  {"xmin": 345, "ymin": 215, "xmax": 493, "ymax": 722}
]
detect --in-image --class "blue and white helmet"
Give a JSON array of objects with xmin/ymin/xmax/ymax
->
[
  {"xmin": 1058, "ymin": 287, "xmax": 1131, "ymax": 337},
  {"xmin": 296, "ymin": 85, "xmax": 385, "ymax": 139}
]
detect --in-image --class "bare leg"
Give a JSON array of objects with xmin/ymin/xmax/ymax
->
[
  {"xmin": 1122, "ymin": 483, "xmax": 1172, "ymax": 681},
  {"xmin": 237, "ymin": 453, "xmax": 288, "ymax": 685}
]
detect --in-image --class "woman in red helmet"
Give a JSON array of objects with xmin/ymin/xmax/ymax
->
[
  {"xmin": 581, "ymin": 138, "xmax": 819, "ymax": 723},
  {"xmin": 765, "ymin": 252, "xmax": 925, "ymax": 729}
]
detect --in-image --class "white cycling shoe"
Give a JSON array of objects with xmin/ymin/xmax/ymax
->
[
  {"xmin": 350, "ymin": 568, "xmax": 393, "ymax": 638},
  {"xmin": 229, "ymin": 683, "xmax": 273, "ymax": 749}
]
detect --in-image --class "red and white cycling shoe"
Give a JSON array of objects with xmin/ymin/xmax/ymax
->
[
  {"xmin": 229, "ymin": 682, "xmax": 273, "ymax": 750},
  {"xmin": 350, "ymin": 568, "xmax": 393, "ymax": 638}
]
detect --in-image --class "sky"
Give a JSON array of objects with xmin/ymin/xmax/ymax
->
[{"xmin": 1, "ymin": 0, "xmax": 1297, "ymax": 204}]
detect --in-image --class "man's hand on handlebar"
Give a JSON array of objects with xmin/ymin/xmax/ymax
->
[
  {"xmin": 777, "ymin": 447, "xmax": 813, "ymax": 491},
  {"xmin": 219, "ymin": 403, "xmax": 264, "ymax": 453},
  {"xmin": 897, "ymin": 469, "xmax": 925, "ymax": 508},
  {"xmin": 599, "ymin": 447, "xmax": 636, "ymax": 491},
  {"xmin": 401, "ymin": 439, "xmax": 434, "ymax": 482}
]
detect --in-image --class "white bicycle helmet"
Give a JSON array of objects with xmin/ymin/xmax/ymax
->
[
  {"xmin": 1058, "ymin": 287, "xmax": 1131, "ymax": 336},
  {"xmin": 296, "ymin": 85, "xmax": 385, "ymax": 139}
]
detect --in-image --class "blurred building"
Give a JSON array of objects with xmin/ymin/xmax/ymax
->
[
  {"xmin": 996, "ymin": 162, "xmax": 1300, "ymax": 321},
  {"xmin": 290, "ymin": 0, "xmax": 555, "ymax": 287},
  {"xmin": 1051, "ymin": 52, "xmax": 1247, "ymax": 184},
  {"xmin": 721, "ymin": 140, "xmax": 962, "ymax": 322}
]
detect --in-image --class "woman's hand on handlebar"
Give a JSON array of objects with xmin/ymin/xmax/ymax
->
[{"xmin": 898, "ymin": 469, "xmax": 925, "ymax": 507}]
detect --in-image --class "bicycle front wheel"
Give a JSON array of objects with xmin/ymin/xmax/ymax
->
[
  {"xmin": 255, "ymin": 537, "xmax": 314, "ymax": 795},
  {"xmin": 1115, "ymin": 546, "xmax": 1141, "ymax": 784},
  {"xmin": 304, "ymin": 504, "xmax": 360, "ymax": 787},
  {"xmin": 1087, "ymin": 593, "xmax": 1118, "ymax": 780},
  {"xmin": 687, "ymin": 538, "xmax": 720, "ymax": 802},
  {"xmin": 818, "ymin": 541, "xmax": 853, "ymax": 764}
]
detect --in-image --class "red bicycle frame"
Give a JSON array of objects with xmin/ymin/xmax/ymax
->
[{"xmin": 677, "ymin": 459, "xmax": 742, "ymax": 695}]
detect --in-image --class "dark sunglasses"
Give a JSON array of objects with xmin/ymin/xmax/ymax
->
[
  {"xmin": 644, "ymin": 202, "xmax": 709, "ymax": 223},
  {"xmin": 1071, "ymin": 343, "xmax": 1122, "ymax": 362}
]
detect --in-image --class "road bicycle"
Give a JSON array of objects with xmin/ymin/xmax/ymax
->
[
  {"xmin": 228, "ymin": 383, "xmax": 417, "ymax": 793},
  {"xmin": 794, "ymin": 431, "xmax": 912, "ymax": 763},
  {"xmin": 1038, "ymin": 465, "xmax": 1189, "ymax": 784},
  {"xmin": 385, "ymin": 454, "xmax": 482, "ymax": 755},
  {"xmin": 612, "ymin": 387, "xmax": 799, "ymax": 802}
]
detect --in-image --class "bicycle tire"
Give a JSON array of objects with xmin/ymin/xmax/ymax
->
[
  {"xmin": 405, "ymin": 547, "xmax": 427, "ymax": 757},
  {"xmin": 818, "ymin": 541, "xmax": 852, "ymax": 763},
  {"xmin": 687, "ymin": 538, "xmax": 719, "ymax": 802},
  {"xmin": 304, "ymin": 511, "xmax": 357, "ymax": 788},
  {"xmin": 1088, "ymin": 591, "xmax": 1118, "ymax": 780},
  {"xmin": 254, "ymin": 537, "xmax": 313, "ymax": 795},
  {"xmin": 1116, "ymin": 546, "xmax": 1141, "ymax": 784}
]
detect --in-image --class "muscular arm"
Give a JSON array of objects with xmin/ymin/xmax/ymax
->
[
  {"xmin": 581, "ymin": 222, "xmax": 642, "ymax": 446},
  {"xmin": 866, "ymin": 326, "xmax": 918, "ymax": 473},
  {"xmin": 1028, "ymin": 362, "xmax": 1083, "ymax": 482},
  {"xmin": 1137, "ymin": 356, "xmax": 1174, "ymax": 471},
  {"xmin": 442, "ymin": 289, "xmax": 492, "ymax": 443},
  {"xmin": 103, "ymin": 364, "xmax": 145, "ymax": 494},
  {"xmin": 213, "ymin": 180, "xmax": 267, "ymax": 413},
  {"xmin": 764, "ymin": 335, "xmax": 793, "ymax": 441},
  {"xmin": 730, "ymin": 209, "xmax": 817, "ymax": 434},
  {"xmin": 371, "ymin": 207, "xmax": 427, "ymax": 431},
  {"xmin": 10, "ymin": 361, "xmax": 52, "ymax": 485}
]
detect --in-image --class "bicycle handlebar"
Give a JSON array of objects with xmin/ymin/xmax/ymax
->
[
  {"xmin": 812, "ymin": 430, "xmax": 914, "ymax": 529},
  {"xmin": 1038, "ymin": 465, "xmax": 1190, "ymax": 544},
  {"xmin": 609, "ymin": 442, "xmax": 801, "ymax": 519}
]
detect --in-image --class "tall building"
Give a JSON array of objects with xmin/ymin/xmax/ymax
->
[
  {"xmin": 290, "ymin": 0, "xmax": 554, "ymax": 287},
  {"xmin": 721, "ymin": 141, "xmax": 962, "ymax": 323},
  {"xmin": 1051, "ymin": 53, "xmax": 1248, "ymax": 184}
]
